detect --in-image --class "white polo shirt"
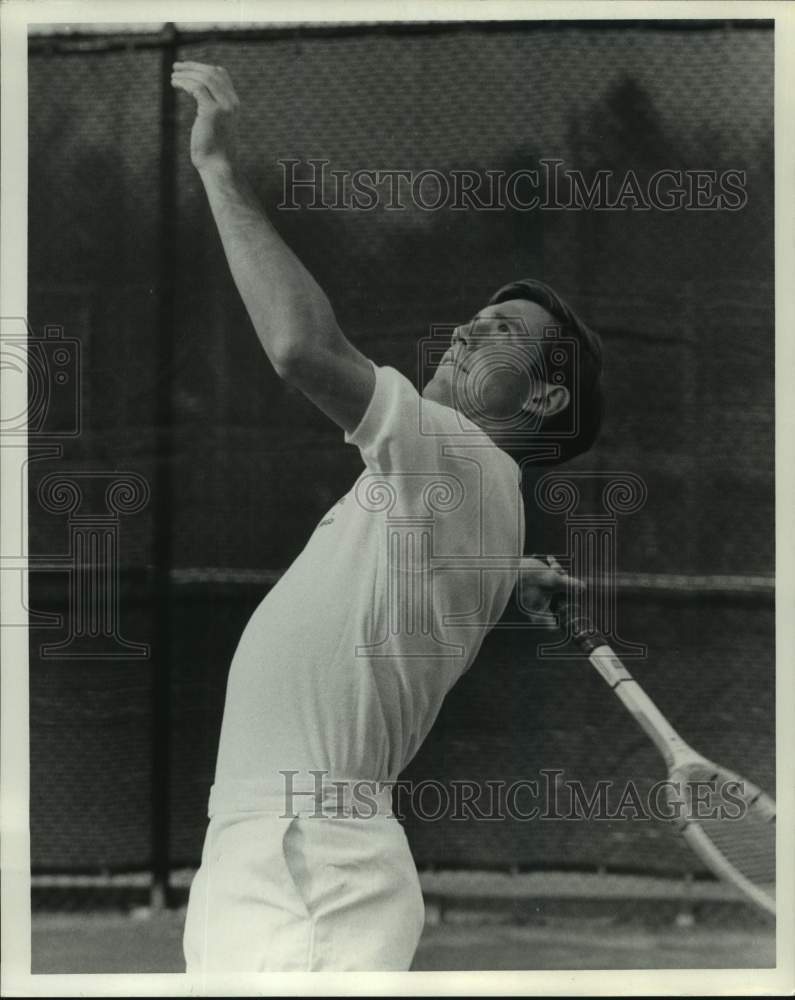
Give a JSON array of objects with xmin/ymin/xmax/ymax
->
[{"xmin": 214, "ymin": 364, "xmax": 524, "ymax": 786}]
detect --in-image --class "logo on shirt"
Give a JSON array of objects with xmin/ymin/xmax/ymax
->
[{"xmin": 317, "ymin": 494, "xmax": 346, "ymax": 528}]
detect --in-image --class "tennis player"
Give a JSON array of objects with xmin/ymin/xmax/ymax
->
[{"xmin": 173, "ymin": 62, "xmax": 603, "ymax": 973}]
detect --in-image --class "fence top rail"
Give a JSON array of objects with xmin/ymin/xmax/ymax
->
[{"xmin": 27, "ymin": 18, "xmax": 772, "ymax": 56}]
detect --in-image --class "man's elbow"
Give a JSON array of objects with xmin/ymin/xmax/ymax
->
[
  {"xmin": 269, "ymin": 340, "xmax": 306, "ymax": 381},
  {"xmin": 268, "ymin": 325, "xmax": 339, "ymax": 383}
]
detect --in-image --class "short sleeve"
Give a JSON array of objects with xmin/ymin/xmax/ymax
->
[
  {"xmin": 345, "ymin": 364, "xmax": 483, "ymax": 475},
  {"xmin": 345, "ymin": 365, "xmax": 521, "ymax": 556}
]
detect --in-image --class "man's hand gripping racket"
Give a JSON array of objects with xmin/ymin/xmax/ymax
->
[{"xmin": 528, "ymin": 557, "xmax": 776, "ymax": 917}]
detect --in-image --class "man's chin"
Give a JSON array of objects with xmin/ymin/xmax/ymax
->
[
  {"xmin": 421, "ymin": 379, "xmax": 443, "ymax": 403},
  {"xmin": 424, "ymin": 377, "xmax": 467, "ymax": 416}
]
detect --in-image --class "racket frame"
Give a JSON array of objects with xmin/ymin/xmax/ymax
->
[{"xmin": 553, "ymin": 597, "xmax": 776, "ymax": 917}]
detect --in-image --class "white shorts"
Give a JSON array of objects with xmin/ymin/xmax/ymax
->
[{"xmin": 183, "ymin": 779, "xmax": 425, "ymax": 973}]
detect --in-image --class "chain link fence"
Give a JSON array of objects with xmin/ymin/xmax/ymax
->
[{"xmin": 26, "ymin": 20, "xmax": 773, "ymax": 901}]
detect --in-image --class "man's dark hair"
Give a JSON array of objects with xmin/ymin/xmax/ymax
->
[{"xmin": 488, "ymin": 278, "xmax": 604, "ymax": 465}]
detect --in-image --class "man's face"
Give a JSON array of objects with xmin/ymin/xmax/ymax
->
[{"xmin": 423, "ymin": 298, "xmax": 558, "ymax": 429}]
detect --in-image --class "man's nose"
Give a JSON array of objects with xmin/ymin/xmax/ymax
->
[{"xmin": 452, "ymin": 324, "xmax": 470, "ymax": 346}]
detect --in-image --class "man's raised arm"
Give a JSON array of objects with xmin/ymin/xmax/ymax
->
[{"xmin": 171, "ymin": 62, "xmax": 375, "ymax": 433}]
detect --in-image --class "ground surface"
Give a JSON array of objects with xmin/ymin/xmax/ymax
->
[
  {"xmin": 30, "ymin": 871, "xmax": 775, "ymax": 973},
  {"xmin": 32, "ymin": 910, "xmax": 775, "ymax": 974}
]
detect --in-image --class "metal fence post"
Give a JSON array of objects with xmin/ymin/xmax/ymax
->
[{"xmin": 151, "ymin": 21, "xmax": 178, "ymax": 911}]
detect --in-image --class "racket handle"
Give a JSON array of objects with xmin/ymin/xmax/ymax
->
[{"xmin": 549, "ymin": 593, "xmax": 607, "ymax": 655}]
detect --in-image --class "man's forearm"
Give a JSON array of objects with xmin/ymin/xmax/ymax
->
[
  {"xmin": 172, "ymin": 60, "xmax": 374, "ymax": 431},
  {"xmin": 198, "ymin": 161, "xmax": 338, "ymax": 373}
]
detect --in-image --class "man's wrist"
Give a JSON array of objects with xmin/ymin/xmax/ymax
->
[{"xmin": 196, "ymin": 156, "xmax": 237, "ymax": 185}]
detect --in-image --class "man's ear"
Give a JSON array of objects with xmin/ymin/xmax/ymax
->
[{"xmin": 522, "ymin": 382, "xmax": 570, "ymax": 419}]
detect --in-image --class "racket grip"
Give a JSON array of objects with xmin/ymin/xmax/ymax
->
[{"xmin": 549, "ymin": 593, "xmax": 607, "ymax": 655}]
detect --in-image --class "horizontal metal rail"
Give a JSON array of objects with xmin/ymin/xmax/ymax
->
[{"xmin": 24, "ymin": 564, "xmax": 774, "ymax": 599}]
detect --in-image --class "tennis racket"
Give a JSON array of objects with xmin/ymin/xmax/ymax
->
[{"xmin": 551, "ymin": 593, "xmax": 776, "ymax": 917}]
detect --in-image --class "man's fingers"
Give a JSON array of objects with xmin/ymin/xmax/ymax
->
[
  {"xmin": 171, "ymin": 68, "xmax": 223, "ymax": 92},
  {"xmin": 519, "ymin": 557, "xmax": 584, "ymax": 594},
  {"xmin": 171, "ymin": 74, "xmax": 237, "ymax": 111},
  {"xmin": 540, "ymin": 568, "xmax": 584, "ymax": 594},
  {"xmin": 171, "ymin": 75, "xmax": 216, "ymax": 109},
  {"xmin": 173, "ymin": 60, "xmax": 222, "ymax": 72},
  {"xmin": 555, "ymin": 573, "xmax": 584, "ymax": 594},
  {"xmin": 539, "ymin": 569, "xmax": 574, "ymax": 594},
  {"xmin": 172, "ymin": 62, "xmax": 238, "ymax": 109}
]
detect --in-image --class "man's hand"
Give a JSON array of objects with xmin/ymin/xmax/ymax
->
[
  {"xmin": 518, "ymin": 554, "xmax": 582, "ymax": 621},
  {"xmin": 171, "ymin": 62, "xmax": 240, "ymax": 173}
]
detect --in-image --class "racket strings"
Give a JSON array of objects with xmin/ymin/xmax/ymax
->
[
  {"xmin": 695, "ymin": 811, "xmax": 776, "ymax": 888},
  {"xmin": 677, "ymin": 767, "xmax": 776, "ymax": 894},
  {"xmin": 669, "ymin": 761, "xmax": 775, "ymax": 896}
]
